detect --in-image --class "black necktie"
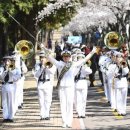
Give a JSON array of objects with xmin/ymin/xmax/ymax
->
[
  {"xmin": 39, "ymin": 69, "xmax": 46, "ymax": 82},
  {"xmin": 20, "ymin": 58, "xmax": 23, "ymax": 76},
  {"xmin": 4, "ymin": 71, "xmax": 9, "ymax": 82},
  {"xmin": 119, "ymin": 67, "xmax": 122, "ymax": 75}
]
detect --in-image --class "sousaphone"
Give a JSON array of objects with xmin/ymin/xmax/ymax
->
[
  {"xmin": 15, "ymin": 40, "xmax": 34, "ymax": 59},
  {"xmin": 104, "ymin": 31, "xmax": 123, "ymax": 49}
]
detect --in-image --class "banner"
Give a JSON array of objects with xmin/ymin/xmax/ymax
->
[{"xmin": 67, "ymin": 36, "xmax": 82, "ymax": 44}]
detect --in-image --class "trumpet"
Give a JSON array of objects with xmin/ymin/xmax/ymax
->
[
  {"xmin": 120, "ymin": 61, "xmax": 127, "ymax": 67},
  {"xmin": 45, "ymin": 61, "xmax": 53, "ymax": 68},
  {"xmin": 8, "ymin": 61, "xmax": 15, "ymax": 71},
  {"xmin": 5, "ymin": 63, "xmax": 15, "ymax": 71}
]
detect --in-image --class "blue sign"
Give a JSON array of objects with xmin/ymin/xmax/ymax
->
[{"xmin": 67, "ymin": 36, "xmax": 82, "ymax": 44}]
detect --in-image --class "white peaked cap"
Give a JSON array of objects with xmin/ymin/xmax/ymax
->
[{"xmin": 61, "ymin": 50, "xmax": 71, "ymax": 56}]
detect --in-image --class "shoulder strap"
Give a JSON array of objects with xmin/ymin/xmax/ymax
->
[
  {"xmin": 126, "ymin": 59, "xmax": 130, "ymax": 70},
  {"xmin": 56, "ymin": 62, "xmax": 72, "ymax": 88},
  {"xmin": 74, "ymin": 66, "xmax": 82, "ymax": 82}
]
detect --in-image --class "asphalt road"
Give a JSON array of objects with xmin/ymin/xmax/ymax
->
[{"xmin": 0, "ymin": 71, "xmax": 130, "ymax": 130}]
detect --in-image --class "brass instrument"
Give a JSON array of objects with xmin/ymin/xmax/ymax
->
[
  {"xmin": 95, "ymin": 46, "xmax": 101, "ymax": 55},
  {"xmin": 45, "ymin": 61, "xmax": 53, "ymax": 68},
  {"xmin": 5, "ymin": 60, "xmax": 15, "ymax": 71},
  {"xmin": 120, "ymin": 60, "xmax": 127, "ymax": 67},
  {"xmin": 86, "ymin": 60, "xmax": 91, "ymax": 67},
  {"xmin": 15, "ymin": 40, "xmax": 34, "ymax": 59},
  {"xmin": 104, "ymin": 32, "xmax": 123, "ymax": 49},
  {"xmin": 121, "ymin": 61, "xmax": 126, "ymax": 65},
  {"xmin": 9, "ymin": 63, "xmax": 15, "ymax": 70}
]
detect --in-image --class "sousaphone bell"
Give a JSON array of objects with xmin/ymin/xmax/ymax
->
[
  {"xmin": 104, "ymin": 31, "xmax": 123, "ymax": 50},
  {"xmin": 15, "ymin": 40, "xmax": 34, "ymax": 59}
]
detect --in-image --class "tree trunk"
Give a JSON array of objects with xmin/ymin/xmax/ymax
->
[{"xmin": 44, "ymin": 29, "xmax": 49, "ymax": 48}]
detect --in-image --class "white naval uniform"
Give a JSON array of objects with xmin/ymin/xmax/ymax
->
[
  {"xmin": 114, "ymin": 66, "xmax": 129, "ymax": 115},
  {"xmin": 48, "ymin": 54, "xmax": 92, "ymax": 127},
  {"xmin": 106, "ymin": 63, "xmax": 118, "ymax": 110},
  {"xmin": 99, "ymin": 55, "xmax": 111, "ymax": 101},
  {"xmin": 75, "ymin": 65, "xmax": 92, "ymax": 117},
  {"xmin": 34, "ymin": 64, "xmax": 56, "ymax": 118},
  {"xmin": 0, "ymin": 67, "xmax": 21, "ymax": 120},
  {"xmin": 15, "ymin": 55, "xmax": 27, "ymax": 110}
]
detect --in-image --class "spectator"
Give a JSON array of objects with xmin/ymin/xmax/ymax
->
[{"xmin": 47, "ymin": 39, "xmax": 52, "ymax": 50}]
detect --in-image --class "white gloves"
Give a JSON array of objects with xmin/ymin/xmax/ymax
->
[
  {"xmin": 92, "ymin": 46, "xmax": 97, "ymax": 53},
  {"xmin": 40, "ymin": 44, "xmax": 51, "ymax": 56}
]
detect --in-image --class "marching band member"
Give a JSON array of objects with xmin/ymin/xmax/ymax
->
[
  {"xmin": 114, "ymin": 54, "xmax": 129, "ymax": 116},
  {"xmin": 75, "ymin": 53, "xmax": 92, "ymax": 118},
  {"xmin": 13, "ymin": 51, "xmax": 28, "ymax": 110},
  {"xmin": 105, "ymin": 51, "xmax": 118, "ymax": 111},
  {"xmin": 98, "ymin": 48, "xmax": 111, "ymax": 103},
  {"xmin": 42, "ymin": 45, "xmax": 97, "ymax": 128},
  {"xmin": 71, "ymin": 53, "xmax": 78, "ymax": 110},
  {"xmin": 0, "ymin": 55, "xmax": 21, "ymax": 122},
  {"xmin": 34, "ymin": 51, "xmax": 56, "ymax": 120}
]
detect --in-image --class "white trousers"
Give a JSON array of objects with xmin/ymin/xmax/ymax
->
[
  {"xmin": 59, "ymin": 86, "xmax": 74, "ymax": 126},
  {"xmin": 2, "ymin": 84, "xmax": 16, "ymax": 119},
  {"xmin": 110, "ymin": 87, "xmax": 116, "ymax": 109},
  {"xmin": 76, "ymin": 88, "xmax": 87, "ymax": 117},
  {"xmin": 73, "ymin": 86, "xmax": 77, "ymax": 110},
  {"xmin": 75, "ymin": 80, "xmax": 88, "ymax": 117},
  {"xmin": 15, "ymin": 76, "xmax": 24, "ymax": 108},
  {"xmin": 115, "ymin": 87, "xmax": 128, "ymax": 114},
  {"xmin": 102, "ymin": 73, "xmax": 110, "ymax": 101},
  {"xmin": 107, "ymin": 79, "xmax": 116, "ymax": 109},
  {"xmin": 38, "ymin": 82, "xmax": 53, "ymax": 118}
]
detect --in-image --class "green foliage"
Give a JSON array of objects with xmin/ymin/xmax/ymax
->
[
  {"xmin": 0, "ymin": 0, "xmax": 15, "ymax": 24},
  {"xmin": 0, "ymin": 0, "xmax": 50, "ymax": 24},
  {"xmin": 0, "ymin": 0, "xmax": 82, "ymax": 28},
  {"xmin": 38, "ymin": 0, "xmax": 81, "ymax": 30}
]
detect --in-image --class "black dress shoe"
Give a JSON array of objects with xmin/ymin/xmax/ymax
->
[
  {"xmin": 18, "ymin": 106, "xmax": 22, "ymax": 109},
  {"xmin": 121, "ymin": 113, "xmax": 126, "ymax": 116},
  {"xmin": 3, "ymin": 119, "xmax": 8, "ymax": 123},
  {"xmin": 81, "ymin": 116, "xmax": 85, "ymax": 118},
  {"xmin": 107, "ymin": 101, "xmax": 111, "ymax": 106},
  {"xmin": 78, "ymin": 116, "xmax": 82, "ymax": 118},
  {"xmin": 114, "ymin": 109, "xmax": 117, "ymax": 112},
  {"xmin": 45, "ymin": 117, "xmax": 50, "ymax": 120},
  {"xmin": 8, "ymin": 119, "xmax": 14, "ymax": 122},
  {"xmin": 40, "ymin": 118, "xmax": 45, "ymax": 120},
  {"xmin": 118, "ymin": 113, "xmax": 121, "ymax": 116}
]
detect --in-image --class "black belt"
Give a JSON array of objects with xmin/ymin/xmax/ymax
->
[
  {"xmin": 39, "ymin": 79, "xmax": 50, "ymax": 82},
  {"xmin": 115, "ymin": 75, "xmax": 127, "ymax": 79},
  {"xmin": 122, "ymin": 75, "xmax": 127, "ymax": 78},
  {"xmin": 79, "ymin": 77, "xmax": 86, "ymax": 80},
  {"xmin": 2, "ymin": 82, "xmax": 13, "ymax": 85}
]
